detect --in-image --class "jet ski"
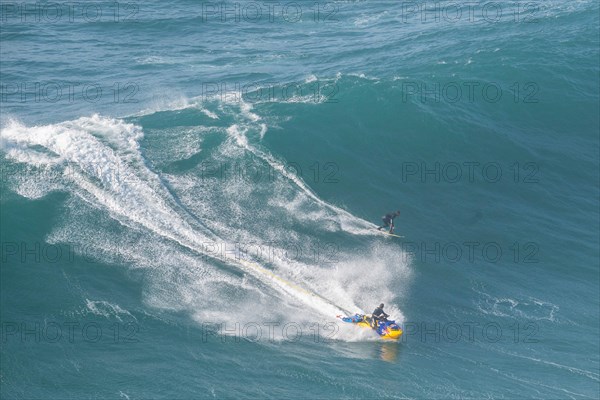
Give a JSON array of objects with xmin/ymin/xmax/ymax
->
[{"xmin": 337, "ymin": 314, "xmax": 403, "ymax": 340}]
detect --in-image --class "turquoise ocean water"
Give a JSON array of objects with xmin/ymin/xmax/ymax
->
[{"xmin": 1, "ymin": 1, "xmax": 599, "ymax": 398}]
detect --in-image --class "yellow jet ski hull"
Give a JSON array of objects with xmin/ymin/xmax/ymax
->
[{"xmin": 340, "ymin": 315, "xmax": 403, "ymax": 340}]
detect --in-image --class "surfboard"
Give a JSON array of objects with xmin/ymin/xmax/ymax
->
[{"xmin": 376, "ymin": 229, "xmax": 404, "ymax": 238}]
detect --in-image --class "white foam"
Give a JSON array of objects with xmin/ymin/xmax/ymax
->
[
  {"xmin": 222, "ymin": 122, "xmax": 378, "ymax": 235},
  {"xmin": 85, "ymin": 299, "xmax": 136, "ymax": 322},
  {"xmin": 1, "ymin": 113, "xmax": 412, "ymax": 341},
  {"xmin": 472, "ymin": 283, "xmax": 560, "ymax": 322}
]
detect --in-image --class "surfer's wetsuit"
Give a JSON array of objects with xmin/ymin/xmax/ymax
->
[{"xmin": 378, "ymin": 211, "xmax": 399, "ymax": 233}]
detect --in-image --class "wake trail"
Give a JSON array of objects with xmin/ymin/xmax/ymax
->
[
  {"xmin": 1, "ymin": 115, "xmax": 354, "ymax": 318},
  {"xmin": 226, "ymin": 124, "xmax": 378, "ymax": 235}
]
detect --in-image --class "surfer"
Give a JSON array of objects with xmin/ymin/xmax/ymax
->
[
  {"xmin": 372, "ymin": 303, "xmax": 389, "ymax": 328},
  {"xmin": 377, "ymin": 210, "xmax": 400, "ymax": 233}
]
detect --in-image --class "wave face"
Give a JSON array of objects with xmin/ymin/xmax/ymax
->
[{"xmin": 1, "ymin": 0, "xmax": 599, "ymax": 398}]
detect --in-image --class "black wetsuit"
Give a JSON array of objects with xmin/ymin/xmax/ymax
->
[
  {"xmin": 378, "ymin": 213, "xmax": 398, "ymax": 232},
  {"xmin": 372, "ymin": 306, "xmax": 388, "ymax": 327}
]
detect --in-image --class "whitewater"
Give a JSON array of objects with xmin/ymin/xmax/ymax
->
[{"xmin": 1, "ymin": 0, "xmax": 598, "ymax": 398}]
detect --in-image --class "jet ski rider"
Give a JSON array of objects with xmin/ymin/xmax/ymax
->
[{"xmin": 372, "ymin": 303, "xmax": 389, "ymax": 328}]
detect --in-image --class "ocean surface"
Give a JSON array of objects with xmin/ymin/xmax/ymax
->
[{"xmin": 1, "ymin": 1, "xmax": 599, "ymax": 398}]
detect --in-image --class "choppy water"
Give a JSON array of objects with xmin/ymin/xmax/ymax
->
[{"xmin": 1, "ymin": 1, "xmax": 599, "ymax": 398}]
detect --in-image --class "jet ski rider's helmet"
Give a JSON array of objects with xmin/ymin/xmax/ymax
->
[{"xmin": 380, "ymin": 303, "xmax": 384, "ymax": 308}]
